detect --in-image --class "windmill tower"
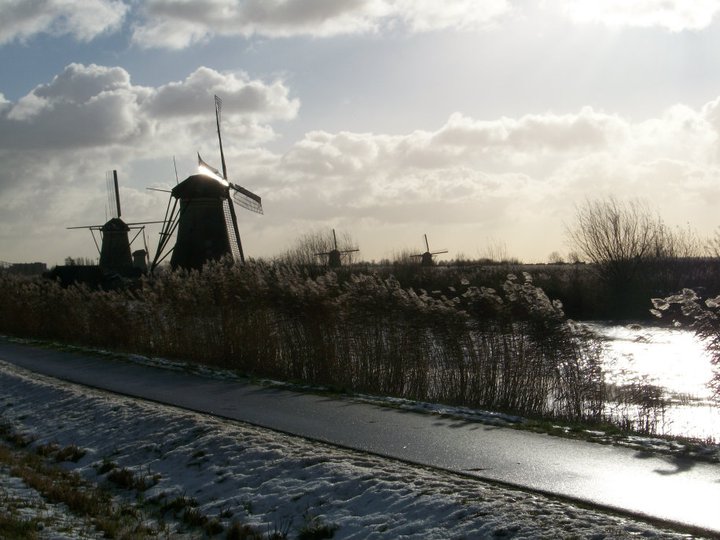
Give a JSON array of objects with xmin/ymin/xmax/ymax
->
[
  {"xmin": 315, "ymin": 229, "xmax": 359, "ymax": 268},
  {"xmin": 151, "ymin": 95, "xmax": 263, "ymax": 272},
  {"xmin": 68, "ymin": 170, "xmax": 158, "ymax": 274},
  {"xmin": 411, "ymin": 234, "xmax": 448, "ymax": 266}
]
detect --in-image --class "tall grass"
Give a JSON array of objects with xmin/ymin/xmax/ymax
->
[{"xmin": 1, "ymin": 263, "xmax": 608, "ymax": 424}]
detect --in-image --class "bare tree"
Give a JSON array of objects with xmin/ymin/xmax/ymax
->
[
  {"xmin": 547, "ymin": 251, "xmax": 565, "ymax": 265},
  {"xmin": 706, "ymin": 227, "xmax": 720, "ymax": 258},
  {"xmin": 653, "ymin": 222, "xmax": 703, "ymax": 259},
  {"xmin": 567, "ymin": 197, "xmax": 663, "ymax": 288},
  {"xmin": 479, "ymin": 237, "xmax": 509, "ymax": 263}
]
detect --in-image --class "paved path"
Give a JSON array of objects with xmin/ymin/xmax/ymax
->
[{"xmin": 1, "ymin": 338, "xmax": 719, "ymax": 536}]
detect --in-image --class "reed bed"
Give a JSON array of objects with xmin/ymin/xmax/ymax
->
[{"xmin": 1, "ymin": 262, "xmax": 612, "ymax": 424}]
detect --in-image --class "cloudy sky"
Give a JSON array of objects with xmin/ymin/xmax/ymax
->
[{"xmin": 3, "ymin": 0, "xmax": 720, "ymax": 266}]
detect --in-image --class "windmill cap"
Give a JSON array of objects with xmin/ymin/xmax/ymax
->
[
  {"xmin": 172, "ymin": 174, "xmax": 228, "ymax": 200},
  {"xmin": 102, "ymin": 217, "xmax": 129, "ymax": 232}
]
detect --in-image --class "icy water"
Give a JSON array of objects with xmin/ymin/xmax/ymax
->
[{"xmin": 589, "ymin": 323, "xmax": 720, "ymax": 440}]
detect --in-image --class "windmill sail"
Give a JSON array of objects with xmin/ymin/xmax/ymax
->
[
  {"xmin": 222, "ymin": 198, "xmax": 242, "ymax": 261},
  {"xmin": 215, "ymin": 95, "xmax": 228, "ymax": 180},
  {"xmin": 230, "ymin": 183, "xmax": 263, "ymax": 214},
  {"xmin": 106, "ymin": 170, "xmax": 121, "ymax": 219}
]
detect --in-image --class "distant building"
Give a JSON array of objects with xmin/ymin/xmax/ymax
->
[{"xmin": 6, "ymin": 262, "xmax": 47, "ymax": 276}]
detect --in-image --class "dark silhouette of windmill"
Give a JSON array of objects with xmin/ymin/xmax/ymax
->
[
  {"xmin": 411, "ymin": 234, "xmax": 448, "ymax": 266},
  {"xmin": 315, "ymin": 229, "xmax": 359, "ymax": 268},
  {"xmin": 151, "ymin": 95, "xmax": 263, "ymax": 272},
  {"xmin": 67, "ymin": 170, "xmax": 160, "ymax": 274}
]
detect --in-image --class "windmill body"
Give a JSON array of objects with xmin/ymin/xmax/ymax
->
[
  {"xmin": 99, "ymin": 217, "xmax": 132, "ymax": 271},
  {"xmin": 168, "ymin": 174, "xmax": 236, "ymax": 271},
  {"xmin": 327, "ymin": 250, "xmax": 343, "ymax": 268}
]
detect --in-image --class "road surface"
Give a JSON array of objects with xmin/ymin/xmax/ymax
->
[{"xmin": 0, "ymin": 337, "xmax": 718, "ymax": 536}]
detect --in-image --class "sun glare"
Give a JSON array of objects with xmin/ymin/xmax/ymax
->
[{"xmin": 198, "ymin": 164, "xmax": 229, "ymax": 187}]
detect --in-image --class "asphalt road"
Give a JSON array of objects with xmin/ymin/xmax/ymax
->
[{"xmin": 1, "ymin": 338, "xmax": 718, "ymax": 536}]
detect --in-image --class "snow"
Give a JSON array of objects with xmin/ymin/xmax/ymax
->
[
  {"xmin": 0, "ymin": 360, "xmax": 701, "ymax": 539},
  {"xmin": 0, "ymin": 467, "xmax": 100, "ymax": 539}
]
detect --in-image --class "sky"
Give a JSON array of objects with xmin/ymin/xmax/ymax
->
[{"xmin": 3, "ymin": 0, "xmax": 720, "ymax": 266}]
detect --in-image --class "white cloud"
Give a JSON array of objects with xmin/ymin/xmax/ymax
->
[
  {"xmin": 256, "ymin": 99, "xmax": 720, "ymax": 260},
  {"xmin": 0, "ymin": 0, "xmax": 128, "ymax": 44},
  {"xmin": 556, "ymin": 0, "xmax": 720, "ymax": 32},
  {"xmin": 5, "ymin": 62, "xmax": 720, "ymax": 264},
  {"xmin": 143, "ymin": 67, "xmax": 298, "ymax": 121},
  {"xmin": 0, "ymin": 63, "xmax": 298, "ymax": 152},
  {"xmin": 131, "ymin": 0, "xmax": 511, "ymax": 49}
]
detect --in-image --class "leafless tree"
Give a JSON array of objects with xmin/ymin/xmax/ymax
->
[
  {"xmin": 652, "ymin": 222, "xmax": 703, "ymax": 259},
  {"xmin": 567, "ymin": 197, "xmax": 663, "ymax": 288},
  {"xmin": 547, "ymin": 251, "xmax": 565, "ymax": 265},
  {"xmin": 705, "ymin": 227, "xmax": 720, "ymax": 258}
]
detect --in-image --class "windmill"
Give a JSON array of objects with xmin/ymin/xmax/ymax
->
[
  {"xmin": 67, "ymin": 170, "xmax": 160, "ymax": 274},
  {"xmin": 315, "ymin": 229, "xmax": 359, "ymax": 268},
  {"xmin": 151, "ymin": 95, "xmax": 263, "ymax": 272},
  {"xmin": 411, "ymin": 234, "xmax": 448, "ymax": 266}
]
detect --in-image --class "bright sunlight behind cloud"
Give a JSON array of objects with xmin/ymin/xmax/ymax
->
[{"xmin": 3, "ymin": 1, "xmax": 720, "ymax": 264}]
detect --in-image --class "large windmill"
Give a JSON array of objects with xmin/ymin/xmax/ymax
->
[
  {"xmin": 151, "ymin": 95, "xmax": 263, "ymax": 272},
  {"xmin": 411, "ymin": 234, "xmax": 448, "ymax": 266},
  {"xmin": 315, "ymin": 229, "xmax": 359, "ymax": 268},
  {"xmin": 68, "ymin": 170, "xmax": 159, "ymax": 274}
]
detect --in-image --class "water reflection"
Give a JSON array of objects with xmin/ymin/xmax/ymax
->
[{"xmin": 587, "ymin": 323, "xmax": 720, "ymax": 440}]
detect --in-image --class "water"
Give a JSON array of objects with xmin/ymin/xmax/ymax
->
[{"xmin": 588, "ymin": 323, "xmax": 720, "ymax": 440}]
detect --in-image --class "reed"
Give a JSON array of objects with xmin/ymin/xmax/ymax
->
[{"xmin": 0, "ymin": 263, "xmax": 640, "ymax": 426}]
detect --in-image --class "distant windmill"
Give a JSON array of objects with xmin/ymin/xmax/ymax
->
[
  {"xmin": 68, "ymin": 170, "xmax": 161, "ymax": 273},
  {"xmin": 411, "ymin": 234, "xmax": 448, "ymax": 266},
  {"xmin": 151, "ymin": 95, "xmax": 263, "ymax": 272},
  {"xmin": 315, "ymin": 229, "xmax": 359, "ymax": 268}
]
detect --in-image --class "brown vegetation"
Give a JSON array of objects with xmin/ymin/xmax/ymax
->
[{"xmin": 0, "ymin": 262, "xmax": 606, "ymax": 423}]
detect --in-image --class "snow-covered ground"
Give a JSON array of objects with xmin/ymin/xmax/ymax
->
[{"xmin": 0, "ymin": 360, "xmax": 702, "ymax": 539}]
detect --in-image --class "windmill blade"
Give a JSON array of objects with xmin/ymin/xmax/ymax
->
[
  {"xmin": 124, "ymin": 220, "xmax": 166, "ymax": 226},
  {"xmin": 230, "ymin": 183, "xmax": 263, "ymax": 214},
  {"xmin": 430, "ymin": 250, "xmax": 449, "ymax": 255},
  {"xmin": 106, "ymin": 170, "xmax": 121, "ymax": 219},
  {"xmin": 67, "ymin": 224, "xmax": 103, "ymax": 230},
  {"xmin": 215, "ymin": 94, "xmax": 228, "ymax": 180},
  {"xmin": 222, "ymin": 198, "xmax": 243, "ymax": 262}
]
